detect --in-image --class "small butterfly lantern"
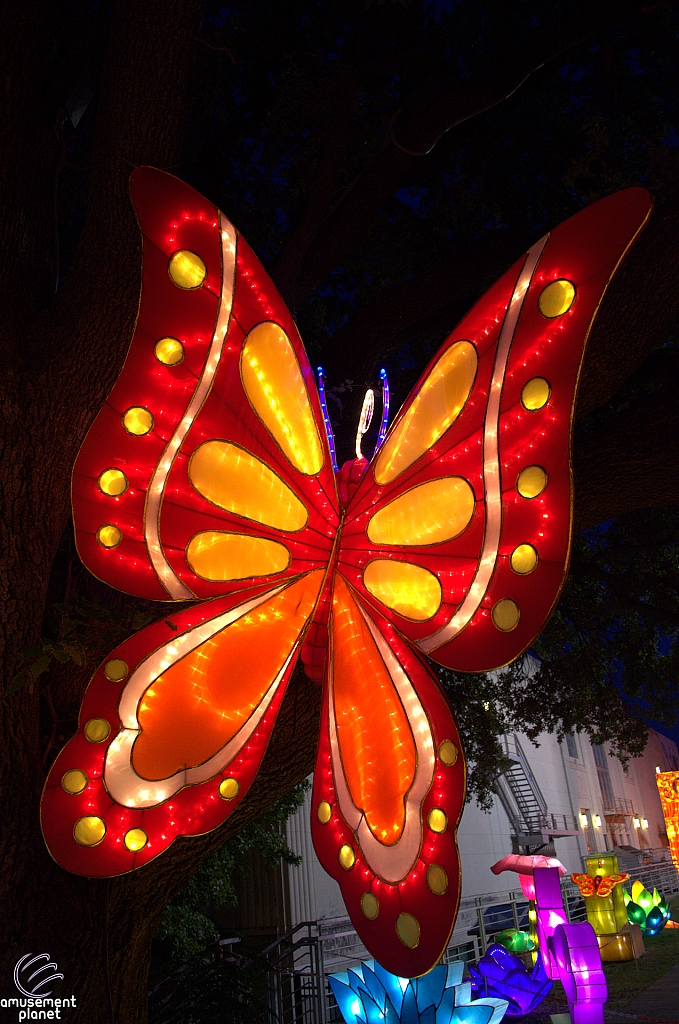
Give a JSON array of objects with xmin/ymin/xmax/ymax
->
[{"xmin": 40, "ymin": 168, "xmax": 651, "ymax": 977}]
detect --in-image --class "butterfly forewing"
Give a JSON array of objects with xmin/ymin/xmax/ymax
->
[
  {"xmin": 340, "ymin": 188, "xmax": 652, "ymax": 671},
  {"xmin": 73, "ymin": 167, "xmax": 338, "ymax": 604},
  {"xmin": 311, "ymin": 574, "xmax": 466, "ymax": 977},
  {"xmin": 41, "ymin": 573, "xmax": 323, "ymax": 876}
]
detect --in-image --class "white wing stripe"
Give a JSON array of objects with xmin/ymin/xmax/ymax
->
[
  {"xmin": 144, "ymin": 215, "xmax": 238, "ymax": 599},
  {"xmin": 417, "ymin": 234, "xmax": 548, "ymax": 654}
]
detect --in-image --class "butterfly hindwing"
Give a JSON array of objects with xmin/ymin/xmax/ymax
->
[
  {"xmin": 73, "ymin": 167, "xmax": 338, "ymax": 605},
  {"xmin": 41, "ymin": 572, "xmax": 323, "ymax": 876},
  {"xmin": 339, "ymin": 188, "xmax": 652, "ymax": 671},
  {"xmin": 311, "ymin": 574, "xmax": 466, "ymax": 977}
]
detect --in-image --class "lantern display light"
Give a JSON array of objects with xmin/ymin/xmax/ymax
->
[
  {"xmin": 328, "ymin": 959, "xmax": 508, "ymax": 1024},
  {"xmin": 571, "ymin": 853, "xmax": 642, "ymax": 963},
  {"xmin": 469, "ymin": 945, "xmax": 552, "ymax": 1017},
  {"xmin": 493, "ymin": 929, "xmax": 535, "ymax": 954},
  {"xmin": 533, "ymin": 867, "xmax": 608, "ymax": 1024},
  {"xmin": 491, "ymin": 854, "xmax": 566, "ymax": 957},
  {"xmin": 656, "ymin": 770, "xmax": 679, "ymax": 873},
  {"xmin": 40, "ymin": 166, "xmax": 652, "ymax": 977},
  {"xmin": 624, "ymin": 880, "xmax": 671, "ymax": 937}
]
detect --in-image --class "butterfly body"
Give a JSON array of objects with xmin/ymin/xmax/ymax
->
[{"xmin": 42, "ymin": 167, "xmax": 651, "ymax": 976}]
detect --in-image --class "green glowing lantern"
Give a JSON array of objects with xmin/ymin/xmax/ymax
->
[
  {"xmin": 633, "ymin": 883, "xmax": 655, "ymax": 916},
  {"xmin": 495, "ymin": 927, "xmax": 535, "ymax": 953},
  {"xmin": 645, "ymin": 907, "xmax": 665, "ymax": 937},
  {"xmin": 627, "ymin": 901, "xmax": 646, "ymax": 928}
]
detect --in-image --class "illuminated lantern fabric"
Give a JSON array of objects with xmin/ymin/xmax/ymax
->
[
  {"xmin": 571, "ymin": 854, "xmax": 643, "ymax": 962},
  {"xmin": 656, "ymin": 770, "xmax": 679, "ymax": 871},
  {"xmin": 41, "ymin": 168, "xmax": 651, "ymax": 977},
  {"xmin": 328, "ymin": 959, "xmax": 508, "ymax": 1024},
  {"xmin": 469, "ymin": 945, "xmax": 551, "ymax": 1016},
  {"xmin": 626, "ymin": 880, "xmax": 670, "ymax": 936},
  {"xmin": 534, "ymin": 867, "xmax": 608, "ymax": 1023},
  {"xmin": 572, "ymin": 853, "xmax": 629, "ymax": 936}
]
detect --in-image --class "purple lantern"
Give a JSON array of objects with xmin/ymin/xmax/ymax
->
[{"xmin": 470, "ymin": 944, "xmax": 552, "ymax": 1015}]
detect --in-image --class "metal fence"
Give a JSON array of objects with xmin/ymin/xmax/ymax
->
[{"xmin": 149, "ymin": 860, "xmax": 679, "ymax": 1024}]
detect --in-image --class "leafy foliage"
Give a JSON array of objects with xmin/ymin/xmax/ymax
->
[{"xmin": 8, "ymin": 597, "xmax": 152, "ymax": 696}]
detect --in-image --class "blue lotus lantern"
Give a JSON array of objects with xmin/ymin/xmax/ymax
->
[
  {"xmin": 469, "ymin": 945, "xmax": 552, "ymax": 1016},
  {"xmin": 328, "ymin": 959, "xmax": 508, "ymax": 1024}
]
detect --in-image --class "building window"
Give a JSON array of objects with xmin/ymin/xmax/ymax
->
[
  {"xmin": 592, "ymin": 743, "xmax": 616, "ymax": 812},
  {"xmin": 566, "ymin": 733, "xmax": 578, "ymax": 758}
]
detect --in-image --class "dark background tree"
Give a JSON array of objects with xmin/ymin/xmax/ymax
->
[{"xmin": 2, "ymin": 1, "xmax": 679, "ymax": 1019}]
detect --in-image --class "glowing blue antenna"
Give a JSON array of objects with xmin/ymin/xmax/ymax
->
[
  {"xmin": 375, "ymin": 368, "xmax": 390, "ymax": 452},
  {"xmin": 317, "ymin": 367, "xmax": 338, "ymax": 471}
]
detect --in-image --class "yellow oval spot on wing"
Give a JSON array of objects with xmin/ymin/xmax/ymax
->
[
  {"xmin": 396, "ymin": 913, "xmax": 420, "ymax": 949},
  {"xmin": 74, "ymin": 816, "xmax": 106, "ymax": 847},
  {"xmin": 104, "ymin": 659, "xmax": 128, "ymax": 682},
  {"xmin": 438, "ymin": 739, "xmax": 458, "ymax": 766},
  {"xmin": 155, "ymin": 337, "xmax": 184, "ymax": 365},
  {"xmin": 122, "ymin": 407, "xmax": 154, "ymax": 436},
  {"xmin": 189, "ymin": 441, "xmax": 307, "ymax": 532},
  {"xmin": 241, "ymin": 322, "xmax": 323, "ymax": 475},
  {"xmin": 84, "ymin": 718, "xmax": 111, "ymax": 743},
  {"xmin": 361, "ymin": 893, "xmax": 380, "ymax": 920},
  {"xmin": 186, "ymin": 532, "xmax": 290, "ymax": 581},
  {"xmin": 98, "ymin": 469, "xmax": 128, "ymax": 496},
  {"xmin": 124, "ymin": 828, "xmax": 148, "ymax": 852},
  {"xmin": 317, "ymin": 801, "xmax": 332, "ymax": 824},
  {"xmin": 168, "ymin": 250, "xmax": 207, "ymax": 289},
  {"xmin": 375, "ymin": 341, "xmax": 477, "ymax": 484},
  {"xmin": 97, "ymin": 524, "xmax": 122, "ymax": 548},
  {"xmin": 339, "ymin": 844, "xmax": 356, "ymax": 870},
  {"xmin": 521, "ymin": 377, "xmax": 551, "ymax": 410},
  {"xmin": 363, "ymin": 560, "xmax": 442, "ymax": 620},
  {"xmin": 492, "ymin": 598, "xmax": 520, "ymax": 631},
  {"xmin": 538, "ymin": 279, "xmax": 575, "ymax": 318},
  {"xmin": 517, "ymin": 465, "xmax": 548, "ymax": 498},
  {"xmin": 428, "ymin": 808, "xmax": 448, "ymax": 833},
  {"xmin": 62, "ymin": 769, "xmax": 88, "ymax": 795},
  {"xmin": 219, "ymin": 778, "xmax": 240, "ymax": 800},
  {"xmin": 510, "ymin": 543, "xmax": 538, "ymax": 575},
  {"xmin": 367, "ymin": 477, "xmax": 475, "ymax": 546},
  {"xmin": 427, "ymin": 864, "xmax": 448, "ymax": 895}
]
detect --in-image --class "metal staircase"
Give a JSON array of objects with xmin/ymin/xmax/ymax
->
[{"xmin": 494, "ymin": 734, "xmax": 579, "ymax": 851}]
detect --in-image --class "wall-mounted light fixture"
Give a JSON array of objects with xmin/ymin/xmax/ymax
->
[
  {"xmin": 632, "ymin": 817, "xmax": 640, "ymax": 829},
  {"xmin": 642, "ymin": 818, "xmax": 648, "ymax": 829},
  {"xmin": 593, "ymin": 814, "xmax": 602, "ymax": 828},
  {"xmin": 579, "ymin": 813, "xmax": 589, "ymax": 829}
]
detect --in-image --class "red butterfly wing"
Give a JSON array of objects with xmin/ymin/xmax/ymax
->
[
  {"xmin": 571, "ymin": 873, "xmax": 597, "ymax": 897},
  {"xmin": 338, "ymin": 189, "xmax": 652, "ymax": 670},
  {"xmin": 42, "ymin": 571, "xmax": 324, "ymax": 876},
  {"xmin": 73, "ymin": 167, "xmax": 338, "ymax": 603},
  {"xmin": 311, "ymin": 574, "xmax": 465, "ymax": 977}
]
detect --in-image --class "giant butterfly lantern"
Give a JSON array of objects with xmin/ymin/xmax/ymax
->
[{"xmin": 40, "ymin": 168, "xmax": 651, "ymax": 977}]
